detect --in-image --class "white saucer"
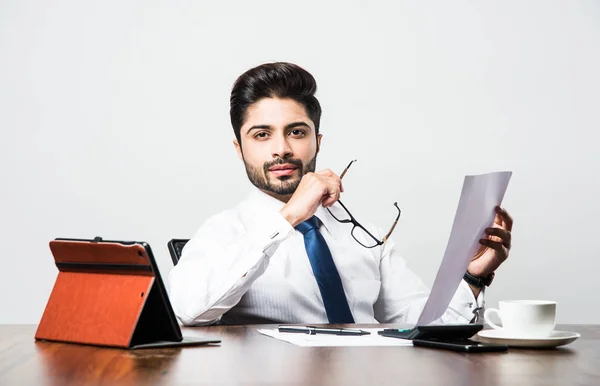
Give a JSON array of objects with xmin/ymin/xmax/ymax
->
[{"xmin": 476, "ymin": 329, "xmax": 580, "ymax": 348}]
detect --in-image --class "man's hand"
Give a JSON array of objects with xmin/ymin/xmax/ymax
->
[
  {"xmin": 280, "ymin": 170, "xmax": 343, "ymax": 228},
  {"xmin": 467, "ymin": 206, "xmax": 513, "ymax": 296}
]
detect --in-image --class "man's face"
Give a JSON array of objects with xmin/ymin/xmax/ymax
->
[{"xmin": 234, "ymin": 97, "xmax": 322, "ymax": 200}]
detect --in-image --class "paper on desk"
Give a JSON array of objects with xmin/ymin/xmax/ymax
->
[
  {"xmin": 416, "ymin": 171, "xmax": 512, "ymax": 326},
  {"xmin": 257, "ymin": 328, "xmax": 413, "ymax": 347}
]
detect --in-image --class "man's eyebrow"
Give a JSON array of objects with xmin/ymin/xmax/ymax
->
[
  {"xmin": 246, "ymin": 121, "xmax": 311, "ymax": 135},
  {"xmin": 246, "ymin": 125, "xmax": 272, "ymax": 134},
  {"xmin": 284, "ymin": 121, "xmax": 311, "ymax": 130}
]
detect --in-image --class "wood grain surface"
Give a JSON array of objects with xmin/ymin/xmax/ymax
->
[{"xmin": 1, "ymin": 324, "xmax": 598, "ymax": 385}]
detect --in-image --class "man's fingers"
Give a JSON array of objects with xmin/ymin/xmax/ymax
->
[
  {"xmin": 314, "ymin": 169, "xmax": 345, "ymax": 195},
  {"xmin": 321, "ymin": 191, "xmax": 339, "ymax": 207},
  {"xmin": 479, "ymin": 238, "xmax": 503, "ymax": 251},
  {"xmin": 317, "ymin": 169, "xmax": 337, "ymax": 178},
  {"xmin": 329, "ymin": 188, "xmax": 340, "ymax": 204},
  {"xmin": 495, "ymin": 206, "xmax": 513, "ymax": 232},
  {"xmin": 324, "ymin": 176, "xmax": 342, "ymax": 201},
  {"xmin": 320, "ymin": 180, "xmax": 341, "ymax": 207},
  {"xmin": 308, "ymin": 171, "xmax": 343, "ymax": 208},
  {"xmin": 479, "ymin": 239, "xmax": 508, "ymax": 261},
  {"xmin": 485, "ymin": 227, "xmax": 511, "ymax": 248},
  {"xmin": 317, "ymin": 170, "xmax": 343, "ymax": 189}
]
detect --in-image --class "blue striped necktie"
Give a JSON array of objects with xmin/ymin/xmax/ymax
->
[{"xmin": 296, "ymin": 216, "xmax": 355, "ymax": 323}]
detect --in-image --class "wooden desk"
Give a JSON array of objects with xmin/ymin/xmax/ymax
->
[{"xmin": 0, "ymin": 324, "xmax": 598, "ymax": 385}]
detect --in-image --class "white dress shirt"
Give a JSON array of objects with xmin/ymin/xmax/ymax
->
[{"xmin": 168, "ymin": 188, "xmax": 484, "ymax": 326}]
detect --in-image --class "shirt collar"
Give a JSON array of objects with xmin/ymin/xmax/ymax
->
[{"xmin": 245, "ymin": 187, "xmax": 342, "ymax": 238}]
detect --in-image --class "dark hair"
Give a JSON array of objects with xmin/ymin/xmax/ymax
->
[{"xmin": 229, "ymin": 62, "xmax": 322, "ymax": 144}]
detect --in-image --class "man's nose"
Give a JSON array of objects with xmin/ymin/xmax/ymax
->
[{"xmin": 272, "ymin": 134, "xmax": 293, "ymax": 159}]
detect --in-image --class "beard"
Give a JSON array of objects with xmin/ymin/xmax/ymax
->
[{"xmin": 243, "ymin": 154, "xmax": 317, "ymax": 196}]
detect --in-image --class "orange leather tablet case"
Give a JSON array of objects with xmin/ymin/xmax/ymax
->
[{"xmin": 35, "ymin": 238, "xmax": 220, "ymax": 349}]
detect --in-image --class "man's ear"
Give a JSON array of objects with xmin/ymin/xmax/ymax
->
[
  {"xmin": 316, "ymin": 134, "xmax": 323, "ymax": 153},
  {"xmin": 234, "ymin": 139, "xmax": 243, "ymax": 161}
]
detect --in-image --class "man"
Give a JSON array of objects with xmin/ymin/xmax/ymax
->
[{"xmin": 168, "ymin": 62, "xmax": 513, "ymax": 326}]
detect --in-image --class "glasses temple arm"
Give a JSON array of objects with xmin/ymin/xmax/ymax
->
[
  {"xmin": 382, "ymin": 203, "xmax": 401, "ymax": 243},
  {"xmin": 339, "ymin": 159, "xmax": 357, "ymax": 180}
]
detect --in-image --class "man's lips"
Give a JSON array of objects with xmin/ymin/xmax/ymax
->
[{"xmin": 268, "ymin": 164, "xmax": 299, "ymax": 177}]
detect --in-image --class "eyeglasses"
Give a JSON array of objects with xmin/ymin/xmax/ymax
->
[{"xmin": 326, "ymin": 160, "xmax": 401, "ymax": 248}]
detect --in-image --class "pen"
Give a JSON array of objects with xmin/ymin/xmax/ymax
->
[{"xmin": 278, "ymin": 325, "xmax": 370, "ymax": 336}]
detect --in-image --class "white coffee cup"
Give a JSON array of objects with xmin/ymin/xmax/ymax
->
[{"xmin": 483, "ymin": 300, "xmax": 556, "ymax": 338}]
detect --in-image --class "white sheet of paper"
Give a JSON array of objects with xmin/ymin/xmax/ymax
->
[
  {"xmin": 416, "ymin": 171, "xmax": 513, "ymax": 326},
  {"xmin": 257, "ymin": 328, "xmax": 413, "ymax": 347}
]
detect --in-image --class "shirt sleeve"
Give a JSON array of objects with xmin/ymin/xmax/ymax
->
[
  {"xmin": 167, "ymin": 209, "xmax": 294, "ymax": 326},
  {"xmin": 374, "ymin": 237, "xmax": 485, "ymax": 324}
]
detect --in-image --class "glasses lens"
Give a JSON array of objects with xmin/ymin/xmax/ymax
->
[
  {"xmin": 351, "ymin": 226, "xmax": 380, "ymax": 248},
  {"xmin": 328, "ymin": 207, "xmax": 352, "ymax": 222}
]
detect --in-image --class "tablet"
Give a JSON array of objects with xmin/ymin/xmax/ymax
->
[{"xmin": 35, "ymin": 237, "xmax": 221, "ymax": 349}]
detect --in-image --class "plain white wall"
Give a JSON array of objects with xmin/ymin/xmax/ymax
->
[{"xmin": 1, "ymin": 0, "xmax": 599, "ymax": 324}]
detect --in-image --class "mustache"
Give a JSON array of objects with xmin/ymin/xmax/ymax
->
[{"xmin": 263, "ymin": 157, "xmax": 303, "ymax": 174}]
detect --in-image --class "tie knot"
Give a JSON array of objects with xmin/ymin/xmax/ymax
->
[{"xmin": 296, "ymin": 216, "xmax": 320, "ymax": 235}]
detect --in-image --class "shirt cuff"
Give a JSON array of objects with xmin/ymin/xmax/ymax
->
[
  {"xmin": 250, "ymin": 209, "xmax": 295, "ymax": 256},
  {"xmin": 223, "ymin": 209, "xmax": 295, "ymax": 285},
  {"xmin": 451, "ymin": 280, "xmax": 486, "ymax": 323}
]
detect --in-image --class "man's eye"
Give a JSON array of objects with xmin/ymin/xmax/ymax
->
[
  {"xmin": 255, "ymin": 132, "xmax": 269, "ymax": 139},
  {"xmin": 290, "ymin": 129, "xmax": 306, "ymax": 137}
]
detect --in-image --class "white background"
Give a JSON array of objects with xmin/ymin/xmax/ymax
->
[{"xmin": 1, "ymin": 0, "xmax": 598, "ymax": 324}]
